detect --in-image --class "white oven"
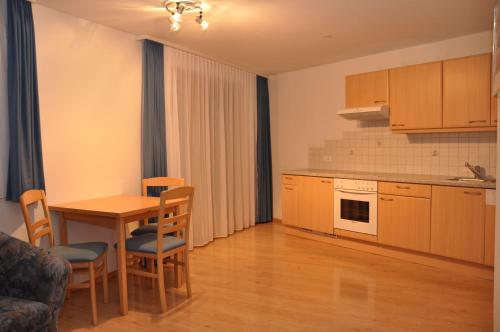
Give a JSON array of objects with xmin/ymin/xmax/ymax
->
[{"xmin": 334, "ymin": 179, "xmax": 378, "ymax": 235}]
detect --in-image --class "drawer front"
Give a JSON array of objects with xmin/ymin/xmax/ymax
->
[
  {"xmin": 282, "ymin": 175, "xmax": 298, "ymax": 185},
  {"xmin": 379, "ymin": 182, "xmax": 431, "ymax": 198}
]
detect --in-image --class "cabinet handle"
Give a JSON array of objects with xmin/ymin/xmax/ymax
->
[
  {"xmin": 391, "ymin": 124, "xmax": 405, "ymax": 127},
  {"xmin": 373, "ymin": 100, "xmax": 386, "ymax": 104},
  {"xmin": 464, "ymin": 191, "xmax": 481, "ymax": 196},
  {"xmin": 321, "ymin": 180, "xmax": 332, "ymax": 184},
  {"xmin": 284, "ymin": 187, "xmax": 294, "ymax": 191},
  {"xmin": 396, "ymin": 185, "xmax": 410, "ymax": 190},
  {"xmin": 468, "ymin": 120, "xmax": 487, "ymax": 124},
  {"xmin": 380, "ymin": 197, "xmax": 394, "ymax": 201}
]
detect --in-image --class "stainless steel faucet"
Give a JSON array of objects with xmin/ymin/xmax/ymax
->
[{"xmin": 465, "ymin": 162, "xmax": 483, "ymax": 180}]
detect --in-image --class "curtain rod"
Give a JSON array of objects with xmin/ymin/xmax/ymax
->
[{"xmin": 137, "ymin": 34, "xmax": 268, "ymax": 78}]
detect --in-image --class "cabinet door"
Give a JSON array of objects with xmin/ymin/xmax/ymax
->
[
  {"xmin": 443, "ymin": 54, "xmax": 491, "ymax": 128},
  {"xmin": 346, "ymin": 70, "xmax": 389, "ymax": 108},
  {"xmin": 430, "ymin": 186, "xmax": 485, "ymax": 263},
  {"xmin": 378, "ymin": 194, "xmax": 431, "ymax": 252},
  {"xmin": 389, "ymin": 62, "xmax": 442, "ymax": 130},
  {"xmin": 492, "ymin": 95, "xmax": 498, "ymax": 126},
  {"xmin": 298, "ymin": 177, "xmax": 334, "ymax": 234},
  {"xmin": 282, "ymin": 184, "xmax": 299, "ymax": 227},
  {"xmin": 485, "ymin": 205, "xmax": 495, "ymax": 266}
]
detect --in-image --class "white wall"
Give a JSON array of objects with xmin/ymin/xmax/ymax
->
[
  {"xmin": 0, "ymin": 5, "xmax": 142, "ymax": 271},
  {"xmin": 269, "ymin": 31, "xmax": 493, "ymax": 219}
]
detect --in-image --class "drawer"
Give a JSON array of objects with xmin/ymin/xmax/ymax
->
[
  {"xmin": 379, "ymin": 182, "xmax": 431, "ymax": 198},
  {"xmin": 282, "ymin": 175, "xmax": 298, "ymax": 185}
]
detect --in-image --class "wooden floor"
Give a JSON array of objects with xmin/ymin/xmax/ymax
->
[{"xmin": 60, "ymin": 222, "xmax": 493, "ymax": 332}]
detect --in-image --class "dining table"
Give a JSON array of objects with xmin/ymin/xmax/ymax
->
[{"xmin": 49, "ymin": 194, "xmax": 185, "ymax": 315}]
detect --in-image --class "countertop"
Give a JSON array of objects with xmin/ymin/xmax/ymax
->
[{"xmin": 282, "ymin": 169, "xmax": 496, "ymax": 189}]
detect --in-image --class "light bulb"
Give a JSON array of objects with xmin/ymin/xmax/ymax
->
[
  {"xmin": 196, "ymin": 15, "xmax": 209, "ymax": 30},
  {"xmin": 170, "ymin": 21, "xmax": 181, "ymax": 31},
  {"xmin": 171, "ymin": 12, "xmax": 183, "ymax": 22}
]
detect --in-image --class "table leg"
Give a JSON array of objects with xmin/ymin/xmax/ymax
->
[
  {"xmin": 116, "ymin": 218, "xmax": 128, "ymax": 315},
  {"xmin": 59, "ymin": 213, "xmax": 68, "ymax": 245}
]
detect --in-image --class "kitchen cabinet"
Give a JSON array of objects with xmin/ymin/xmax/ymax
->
[
  {"xmin": 443, "ymin": 54, "xmax": 492, "ymax": 128},
  {"xmin": 430, "ymin": 186, "xmax": 485, "ymax": 264},
  {"xmin": 389, "ymin": 61, "xmax": 442, "ymax": 130},
  {"xmin": 282, "ymin": 180, "xmax": 299, "ymax": 227},
  {"xmin": 345, "ymin": 70, "xmax": 389, "ymax": 108},
  {"xmin": 378, "ymin": 182, "xmax": 431, "ymax": 198},
  {"xmin": 297, "ymin": 176, "xmax": 334, "ymax": 234},
  {"xmin": 378, "ymin": 194, "xmax": 431, "ymax": 252},
  {"xmin": 485, "ymin": 205, "xmax": 495, "ymax": 266}
]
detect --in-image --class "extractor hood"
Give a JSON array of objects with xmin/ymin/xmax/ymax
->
[{"xmin": 337, "ymin": 105, "xmax": 389, "ymax": 120}]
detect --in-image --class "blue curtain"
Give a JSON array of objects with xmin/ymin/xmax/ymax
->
[
  {"xmin": 6, "ymin": 0, "xmax": 45, "ymax": 202},
  {"xmin": 142, "ymin": 40, "xmax": 166, "ymax": 197},
  {"xmin": 256, "ymin": 76, "xmax": 273, "ymax": 223}
]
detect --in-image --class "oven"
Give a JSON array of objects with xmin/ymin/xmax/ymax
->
[{"xmin": 334, "ymin": 179, "xmax": 378, "ymax": 235}]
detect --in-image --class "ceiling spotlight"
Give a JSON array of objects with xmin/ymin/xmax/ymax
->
[
  {"xmin": 171, "ymin": 3, "xmax": 184, "ymax": 22},
  {"xmin": 170, "ymin": 21, "xmax": 181, "ymax": 31},
  {"xmin": 196, "ymin": 14, "xmax": 209, "ymax": 30}
]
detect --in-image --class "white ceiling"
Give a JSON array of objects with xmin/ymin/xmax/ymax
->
[{"xmin": 34, "ymin": 0, "xmax": 496, "ymax": 75}]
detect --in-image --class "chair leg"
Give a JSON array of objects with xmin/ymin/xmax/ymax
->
[
  {"xmin": 149, "ymin": 258, "xmax": 156, "ymax": 289},
  {"xmin": 184, "ymin": 250, "xmax": 192, "ymax": 298},
  {"xmin": 66, "ymin": 273, "xmax": 72, "ymax": 300},
  {"xmin": 174, "ymin": 254, "xmax": 179, "ymax": 288},
  {"xmin": 156, "ymin": 256, "xmax": 167, "ymax": 313},
  {"xmin": 89, "ymin": 262, "xmax": 98, "ymax": 325},
  {"xmin": 102, "ymin": 253, "xmax": 109, "ymax": 304}
]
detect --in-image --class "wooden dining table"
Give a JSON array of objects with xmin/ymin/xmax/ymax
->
[{"xmin": 49, "ymin": 195, "xmax": 185, "ymax": 315}]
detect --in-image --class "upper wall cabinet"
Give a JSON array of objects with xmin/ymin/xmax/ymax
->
[
  {"xmin": 492, "ymin": 95, "xmax": 498, "ymax": 126},
  {"xmin": 389, "ymin": 62, "xmax": 443, "ymax": 130},
  {"xmin": 345, "ymin": 70, "xmax": 389, "ymax": 108},
  {"xmin": 443, "ymin": 54, "xmax": 492, "ymax": 128}
]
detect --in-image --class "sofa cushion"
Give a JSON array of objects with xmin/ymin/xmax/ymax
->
[
  {"xmin": 49, "ymin": 242, "xmax": 107, "ymax": 263},
  {"xmin": 0, "ymin": 296, "xmax": 50, "ymax": 332}
]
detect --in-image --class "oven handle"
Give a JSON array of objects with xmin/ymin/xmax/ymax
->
[{"xmin": 335, "ymin": 189, "xmax": 377, "ymax": 195}]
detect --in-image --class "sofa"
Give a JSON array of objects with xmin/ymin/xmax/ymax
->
[{"xmin": 0, "ymin": 232, "xmax": 71, "ymax": 332}]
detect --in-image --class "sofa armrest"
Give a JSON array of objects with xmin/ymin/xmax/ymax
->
[{"xmin": 0, "ymin": 232, "xmax": 71, "ymax": 330}]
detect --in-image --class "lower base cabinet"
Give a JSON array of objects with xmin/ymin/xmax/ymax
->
[
  {"xmin": 378, "ymin": 194, "xmax": 431, "ymax": 252},
  {"xmin": 430, "ymin": 186, "xmax": 485, "ymax": 264},
  {"xmin": 298, "ymin": 176, "xmax": 334, "ymax": 234}
]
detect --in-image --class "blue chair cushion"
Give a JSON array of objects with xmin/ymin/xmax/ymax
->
[
  {"xmin": 123, "ymin": 234, "xmax": 185, "ymax": 254},
  {"xmin": 49, "ymin": 242, "xmax": 108, "ymax": 263},
  {"xmin": 130, "ymin": 224, "xmax": 158, "ymax": 236},
  {"xmin": 0, "ymin": 296, "xmax": 50, "ymax": 332}
]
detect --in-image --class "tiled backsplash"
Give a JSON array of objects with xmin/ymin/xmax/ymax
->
[{"xmin": 309, "ymin": 122, "xmax": 497, "ymax": 178}]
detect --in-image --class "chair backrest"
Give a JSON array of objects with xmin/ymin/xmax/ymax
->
[
  {"xmin": 156, "ymin": 186, "xmax": 195, "ymax": 252},
  {"xmin": 141, "ymin": 177, "xmax": 185, "ymax": 196},
  {"xmin": 19, "ymin": 189, "xmax": 55, "ymax": 247}
]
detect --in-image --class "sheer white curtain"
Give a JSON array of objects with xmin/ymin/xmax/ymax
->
[{"xmin": 164, "ymin": 46, "xmax": 257, "ymax": 247}]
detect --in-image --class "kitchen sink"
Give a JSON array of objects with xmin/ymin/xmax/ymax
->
[{"xmin": 445, "ymin": 177, "xmax": 488, "ymax": 183}]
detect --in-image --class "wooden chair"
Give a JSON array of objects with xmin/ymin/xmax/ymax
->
[
  {"xmin": 19, "ymin": 190, "xmax": 109, "ymax": 325},
  {"xmin": 131, "ymin": 176, "xmax": 185, "ymax": 236},
  {"xmin": 122, "ymin": 186, "xmax": 194, "ymax": 313}
]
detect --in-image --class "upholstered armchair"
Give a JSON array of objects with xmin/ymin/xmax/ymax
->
[{"xmin": 0, "ymin": 232, "xmax": 71, "ymax": 332}]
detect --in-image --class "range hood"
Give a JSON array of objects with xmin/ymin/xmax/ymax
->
[{"xmin": 337, "ymin": 105, "xmax": 389, "ymax": 121}]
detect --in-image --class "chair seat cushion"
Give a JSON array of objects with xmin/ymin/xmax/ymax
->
[
  {"xmin": 130, "ymin": 224, "xmax": 158, "ymax": 236},
  {"xmin": 49, "ymin": 242, "xmax": 107, "ymax": 263},
  {"xmin": 123, "ymin": 234, "xmax": 185, "ymax": 254},
  {"xmin": 0, "ymin": 296, "xmax": 50, "ymax": 332}
]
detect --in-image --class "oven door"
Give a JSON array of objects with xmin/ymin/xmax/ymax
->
[{"xmin": 334, "ymin": 189, "xmax": 377, "ymax": 235}]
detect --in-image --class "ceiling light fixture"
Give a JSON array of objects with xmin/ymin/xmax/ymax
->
[{"xmin": 165, "ymin": 1, "xmax": 209, "ymax": 32}]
